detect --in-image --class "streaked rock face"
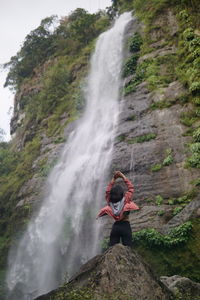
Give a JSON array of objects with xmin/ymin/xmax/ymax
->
[{"xmin": 102, "ymin": 11, "xmax": 200, "ymax": 238}]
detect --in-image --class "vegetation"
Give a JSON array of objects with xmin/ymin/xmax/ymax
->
[
  {"xmin": 134, "ymin": 219, "xmax": 200, "ymax": 282},
  {"xmin": 122, "ymin": 54, "xmax": 139, "ymax": 77},
  {"xmin": 133, "ymin": 221, "xmax": 192, "ymax": 248},
  {"xmin": 155, "ymin": 195, "xmax": 164, "ymax": 206},
  {"xmin": 150, "ymin": 164, "xmax": 162, "ymax": 172},
  {"xmin": 129, "ymin": 33, "xmax": 143, "ymax": 53},
  {"xmin": 127, "ymin": 133, "xmax": 157, "ymax": 144},
  {"xmin": 150, "ymin": 148, "xmax": 174, "ymax": 172},
  {"xmin": 157, "ymin": 210, "xmax": 165, "ymax": 216},
  {"xmin": 163, "ymin": 148, "xmax": 173, "ymax": 166}
]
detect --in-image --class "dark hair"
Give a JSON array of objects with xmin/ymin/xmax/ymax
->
[{"xmin": 110, "ymin": 185, "xmax": 124, "ymax": 203}]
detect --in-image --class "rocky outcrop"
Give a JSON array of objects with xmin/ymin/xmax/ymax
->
[
  {"xmin": 161, "ymin": 275, "xmax": 200, "ymax": 300},
  {"xmin": 163, "ymin": 195, "xmax": 200, "ymax": 233},
  {"xmin": 35, "ymin": 244, "xmax": 173, "ymax": 300}
]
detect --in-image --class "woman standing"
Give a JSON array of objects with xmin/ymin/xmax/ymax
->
[{"xmin": 98, "ymin": 171, "xmax": 139, "ymax": 247}]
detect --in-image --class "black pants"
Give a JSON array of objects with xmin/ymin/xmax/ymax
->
[{"xmin": 109, "ymin": 221, "xmax": 132, "ymax": 247}]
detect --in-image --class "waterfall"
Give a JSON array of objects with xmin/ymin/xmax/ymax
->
[{"xmin": 6, "ymin": 12, "xmax": 132, "ymax": 300}]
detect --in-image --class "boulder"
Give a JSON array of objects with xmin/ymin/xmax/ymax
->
[
  {"xmin": 35, "ymin": 244, "xmax": 172, "ymax": 300},
  {"xmin": 161, "ymin": 275, "xmax": 200, "ymax": 299}
]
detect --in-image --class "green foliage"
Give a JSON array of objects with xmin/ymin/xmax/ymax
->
[
  {"xmin": 163, "ymin": 153, "xmax": 173, "ymax": 166},
  {"xmin": 173, "ymin": 206, "xmax": 183, "ymax": 216},
  {"xmin": 192, "ymin": 97, "xmax": 200, "ymax": 105},
  {"xmin": 117, "ymin": 134, "xmax": 126, "ymax": 142},
  {"xmin": 190, "ymin": 143, "xmax": 200, "ymax": 153},
  {"xmin": 176, "ymin": 22, "xmax": 200, "ymax": 100},
  {"xmin": 101, "ymin": 238, "xmax": 109, "ymax": 251},
  {"xmin": 123, "ymin": 60, "xmax": 148, "ymax": 95},
  {"xmin": 0, "ymin": 135, "xmax": 41, "ymax": 257},
  {"xmin": 124, "ymin": 53, "xmax": 177, "ymax": 95},
  {"xmin": 122, "ymin": 54, "xmax": 139, "ymax": 77},
  {"xmin": 127, "ymin": 133, "xmax": 157, "ymax": 144},
  {"xmin": 50, "ymin": 286, "xmax": 94, "ymax": 300},
  {"xmin": 146, "ymin": 55, "xmax": 176, "ymax": 90},
  {"xmin": 36, "ymin": 58, "xmax": 71, "ymax": 121},
  {"xmin": 129, "ymin": 33, "xmax": 143, "ymax": 53},
  {"xmin": 189, "ymin": 81, "xmax": 200, "ymax": 95},
  {"xmin": 54, "ymin": 137, "xmax": 66, "ymax": 144},
  {"xmin": 133, "ymin": 0, "xmax": 169, "ymax": 25},
  {"xmin": 150, "ymin": 100, "xmax": 172, "ymax": 110},
  {"xmin": 3, "ymin": 16, "xmax": 57, "ymax": 89},
  {"xmin": 134, "ymin": 218, "xmax": 200, "ymax": 282},
  {"xmin": 193, "ymin": 128, "xmax": 200, "ymax": 142},
  {"xmin": 186, "ymin": 131, "xmax": 200, "ymax": 168},
  {"xmin": 0, "ymin": 143, "xmax": 20, "ymax": 175},
  {"xmin": 191, "ymin": 177, "xmax": 200, "ymax": 186},
  {"xmin": 123, "ymin": 82, "xmax": 137, "ymax": 95},
  {"xmin": 126, "ymin": 115, "xmax": 136, "ymax": 121},
  {"xmin": 39, "ymin": 158, "xmax": 58, "ymax": 177},
  {"xmin": 157, "ymin": 210, "xmax": 165, "ymax": 216},
  {"xmin": 155, "ymin": 195, "xmax": 164, "ymax": 206},
  {"xmin": 187, "ymin": 153, "xmax": 200, "ymax": 168},
  {"xmin": 180, "ymin": 110, "xmax": 198, "ymax": 127},
  {"xmin": 133, "ymin": 221, "xmax": 193, "ymax": 248},
  {"xmin": 67, "ymin": 9, "xmax": 102, "ymax": 45},
  {"xmin": 110, "ymin": 0, "xmax": 134, "ymax": 14},
  {"xmin": 168, "ymin": 191, "xmax": 193, "ymax": 206},
  {"xmin": 151, "ymin": 164, "xmax": 162, "ymax": 172}
]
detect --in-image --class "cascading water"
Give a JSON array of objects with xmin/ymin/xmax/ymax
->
[{"xmin": 6, "ymin": 12, "xmax": 132, "ymax": 300}]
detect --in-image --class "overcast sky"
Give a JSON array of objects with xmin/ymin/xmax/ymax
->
[{"xmin": 0, "ymin": 0, "xmax": 111, "ymax": 141}]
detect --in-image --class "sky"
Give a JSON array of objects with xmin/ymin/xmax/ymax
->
[{"xmin": 0, "ymin": 0, "xmax": 112, "ymax": 141}]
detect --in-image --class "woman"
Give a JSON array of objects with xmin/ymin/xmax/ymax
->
[{"xmin": 98, "ymin": 171, "xmax": 139, "ymax": 247}]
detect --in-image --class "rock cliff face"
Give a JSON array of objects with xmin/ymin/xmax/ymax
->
[
  {"xmin": 102, "ymin": 8, "xmax": 200, "ymax": 237},
  {"xmin": 35, "ymin": 244, "xmax": 173, "ymax": 300}
]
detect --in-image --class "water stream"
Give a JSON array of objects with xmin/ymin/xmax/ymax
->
[{"xmin": 6, "ymin": 12, "xmax": 132, "ymax": 300}]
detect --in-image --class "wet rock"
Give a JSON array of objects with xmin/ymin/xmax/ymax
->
[
  {"xmin": 160, "ymin": 275, "xmax": 200, "ymax": 299},
  {"xmin": 35, "ymin": 244, "xmax": 173, "ymax": 300},
  {"xmin": 162, "ymin": 196, "xmax": 200, "ymax": 233}
]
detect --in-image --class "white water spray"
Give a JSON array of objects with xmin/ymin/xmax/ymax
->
[{"xmin": 6, "ymin": 12, "xmax": 132, "ymax": 300}]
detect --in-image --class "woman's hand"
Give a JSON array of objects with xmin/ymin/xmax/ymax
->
[{"xmin": 114, "ymin": 171, "xmax": 126, "ymax": 180}]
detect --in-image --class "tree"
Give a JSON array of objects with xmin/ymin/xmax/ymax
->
[{"xmin": 3, "ymin": 15, "xmax": 57, "ymax": 90}]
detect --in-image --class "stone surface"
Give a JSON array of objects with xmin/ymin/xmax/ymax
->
[
  {"xmin": 160, "ymin": 275, "xmax": 200, "ymax": 299},
  {"xmin": 35, "ymin": 244, "xmax": 173, "ymax": 300},
  {"xmin": 138, "ymin": 45, "xmax": 177, "ymax": 63},
  {"xmin": 162, "ymin": 196, "xmax": 200, "ymax": 233},
  {"xmin": 149, "ymin": 9, "xmax": 179, "ymax": 41}
]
